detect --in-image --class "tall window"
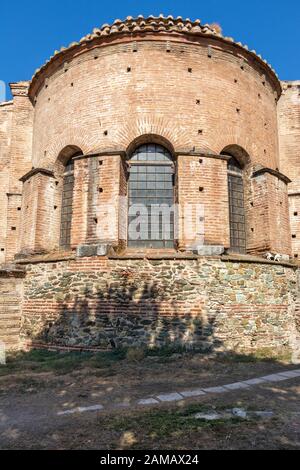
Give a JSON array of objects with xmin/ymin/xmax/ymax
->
[
  {"xmin": 227, "ymin": 157, "xmax": 246, "ymax": 253},
  {"xmin": 128, "ymin": 144, "xmax": 175, "ymax": 248},
  {"xmin": 60, "ymin": 157, "xmax": 75, "ymax": 249}
]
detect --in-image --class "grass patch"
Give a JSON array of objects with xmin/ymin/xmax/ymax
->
[
  {"xmin": 99, "ymin": 403, "xmax": 252, "ymax": 449},
  {"xmin": 0, "ymin": 344, "xmax": 292, "ymax": 378},
  {"xmin": 0, "ymin": 345, "xmax": 191, "ymax": 377},
  {"xmin": 216, "ymin": 347, "xmax": 292, "ymax": 364},
  {"xmin": 0, "ymin": 348, "xmax": 128, "ymax": 376},
  {"xmin": 1, "ymin": 350, "xmax": 92, "ymax": 375},
  {"xmin": 126, "ymin": 347, "xmax": 145, "ymax": 362},
  {"xmin": 145, "ymin": 344, "xmax": 190, "ymax": 358},
  {"xmin": 0, "ymin": 375, "xmax": 58, "ymax": 395}
]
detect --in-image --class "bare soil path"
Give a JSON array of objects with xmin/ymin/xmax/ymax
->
[{"xmin": 0, "ymin": 349, "xmax": 299, "ymax": 449}]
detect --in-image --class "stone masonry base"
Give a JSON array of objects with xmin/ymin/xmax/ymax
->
[{"xmin": 0, "ymin": 255, "xmax": 295, "ymax": 354}]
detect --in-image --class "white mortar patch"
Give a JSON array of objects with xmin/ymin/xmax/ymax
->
[
  {"xmin": 57, "ymin": 404, "xmax": 103, "ymax": 415},
  {"xmin": 180, "ymin": 389, "xmax": 206, "ymax": 397},
  {"xmin": 156, "ymin": 392, "xmax": 183, "ymax": 402},
  {"xmin": 138, "ymin": 398, "xmax": 159, "ymax": 405}
]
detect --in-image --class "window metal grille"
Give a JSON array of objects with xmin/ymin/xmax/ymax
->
[
  {"xmin": 227, "ymin": 157, "xmax": 246, "ymax": 253},
  {"xmin": 60, "ymin": 158, "xmax": 74, "ymax": 249},
  {"xmin": 128, "ymin": 144, "xmax": 175, "ymax": 248}
]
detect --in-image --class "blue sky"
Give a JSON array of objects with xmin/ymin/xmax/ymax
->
[{"xmin": 1, "ymin": 0, "xmax": 299, "ymax": 100}]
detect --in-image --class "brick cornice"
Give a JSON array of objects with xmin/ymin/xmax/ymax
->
[
  {"xmin": 288, "ymin": 191, "xmax": 300, "ymax": 196},
  {"xmin": 221, "ymin": 254, "xmax": 296, "ymax": 269},
  {"xmin": 20, "ymin": 168, "xmax": 55, "ymax": 182},
  {"xmin": 9, "ymin": 81, "xmax": 30, "ymax": 97},
  {"xmin": 252, "ymin": 166, "xmax": 291, "ymax": 184},
  {"xmin": 75, "ymin": 150, "xmax": 231, "ymax": 162},
  {"xmin": 0, "ymin": 265, "xmax": 26, "ymax": 278},
  {"xmin": 73, "ymin": 150, "xmax": 126, "ymax": 160},
  {"xmin": 175, "ymin": 151, "xmax": 230, "ymax": 161}
]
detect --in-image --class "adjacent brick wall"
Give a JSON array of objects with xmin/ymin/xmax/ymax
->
[
  {"xmin": 278, "ymin": 81, "xmax": 300, "ymax": 192},
  {"xmin": 18, "ymin": 171, "xmax": 57, "ymax": 255},
  {"xmin": 278, "ymin": 81, "xmax": 300, "ymax": 259},
  {"xmin": 0, "ymin": 102, "xmax": 13, "ymax": 263},
  {"xmin": 247, "ymin": 171, "xmax": 291, "ymax": 255},
  {"xmin": 5, "ymin": 194, "xmax": 22, "ymax": 261},
  {"xmin": 289, "ymin": 195, "xmax": 300, "ymax": 260},
  {"xmin": 0, "ymin": 84, "xmax": 33, "ymax": 262}
]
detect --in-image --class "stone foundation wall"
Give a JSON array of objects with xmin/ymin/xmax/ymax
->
[{"xmin": 18, "ymin": 256, "xmax": 299, "ymax": 354}]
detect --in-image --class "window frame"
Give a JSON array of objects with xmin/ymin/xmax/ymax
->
[
  {"xmin": 127, "ymin": 144, "xmax": 175, "ymax": 249},
  {"xmin": 227, "ymin": 156, "xmax": 247, "ymax": 254},
  {"xmin": 59, "ymin": 158, "xmax": 75, "ymax": 249}
]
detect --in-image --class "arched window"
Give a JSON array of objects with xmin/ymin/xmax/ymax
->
[
  {"xmin": 227, "ymin": 156, "xmax": 246, "ymax": 253},
  {"xmin": 128, "ymin": 144, "xmax": 175, "ymax": 248},
  {"xmin": 60, "ymin": 157, "xmax": 75, "ymax": 249}
]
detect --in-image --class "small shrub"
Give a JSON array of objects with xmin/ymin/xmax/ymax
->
[
  {"xmin": 146, "ymin": 344, "xmax": 188, "ymax": 358},
  {"xmin": 126, "ymin": 347, "xmax": 145, "ymax": 362}
]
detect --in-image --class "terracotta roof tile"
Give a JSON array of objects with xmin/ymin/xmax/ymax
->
[{"xmin": 29, "ymin": 15, "xmax": 280, "ymax": 91}]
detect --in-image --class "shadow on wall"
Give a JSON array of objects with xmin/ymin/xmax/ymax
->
[
  {"xmin": 19, "ymin": 258, "xmax": 300, "ymax": 358},
  {"xmin": 29, "ymin": 276, "xmax": 222, "ymax": 353}
]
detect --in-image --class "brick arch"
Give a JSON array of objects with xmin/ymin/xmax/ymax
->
[
  {"xmin": 126, "ymin": 134, "xmax": 175, "ymax": 158},
  {"xmin": 37, "ymin": 131, "xmax": 99, "ymax": 170},
  {"xmin": 220, "ymin": 144, "xmax": 251, "ymax": 168},
  {"xmin": 215, "ymin": 130, "xmax": 277, "ymax": 170},
  {"xmin": 53, "ymin": 145, "xmax": 84, "ymax": 179},
  {"xmin": 212, "ymin": 118, "xmax": 257, "ymax": 164},
  {"xmin": 110, "ymin": 116, "xmax": 192, "ymax": 153},
  {"xmin": 57, "ymin": 145, "xmax": 83, "ymax": 163}
]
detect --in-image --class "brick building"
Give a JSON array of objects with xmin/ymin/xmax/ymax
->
[{"xmin": 0, "ymin": 16, "xmax": 300, "ymax": 354}]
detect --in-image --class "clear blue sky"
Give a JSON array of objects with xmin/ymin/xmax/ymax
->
[{"xmin": 1, "ymin": 0, "xmax": 299, "ymax": 100}]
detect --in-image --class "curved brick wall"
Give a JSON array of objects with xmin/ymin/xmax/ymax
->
[
  {"xmin": 31, "ymin": 36, "xmax": 280, "ymax": 169},
  {"xmin": 11, "ymin": 28, "xmax": 290, "ymax": 258}
]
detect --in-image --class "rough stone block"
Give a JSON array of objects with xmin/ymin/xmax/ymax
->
[
  {"xmin": 180, "ymin": 389, "xmax": 206, "ymax": 397},
  {"xmin": 76, "ymin": 244, "xmax": 97, "ymax": 257},
  {"xmin": 156, "ymin": 392, "xmax": 183, "ymax": 402},
  {"xmin": 196, "ymin": 245, "xmax": 225, "ymax": 256},
  {"xmin": 277, "ymin": 370, "xmax": 300, "ymax": 378},
  {"xmin": 223, "ymin": 382, "xmax": 250, "ymax": 390},
  {"xmin": 57, "ymin": 404, "xmax": 103, "ymax": 415},
  {"xmin": 194, "ymin": 411, "xmax": 221, "ymax": 420},
  {"xmin": 77, "ymin": 404, "xmax": 103, "ymax": 412},
  {"xmin": 138, "ymin": 398, "xmax": 159, "ymax": 405},
  {"xmin": 260, "ymin": 374, "xmax": 288, "ymax": 382},
  {"xmin": 231, "ymin": 407, "xmax": 247, "ymax": 418},
  {"xmin": 242, "ymin": 377, "xmax": 266, "ymax": 385},
  {"xmin": 202, "ymin": 386, "xmax": 228, "ymax": 394},
  {"xmin": 96, "ymin": 244, "xmax": 109, "ymax": 256},
  {"xmin": 76, "ymin": 244, "xmax": 109, "ymax": 257}
]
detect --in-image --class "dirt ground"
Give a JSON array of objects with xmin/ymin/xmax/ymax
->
[{"xmin": 0, "ymin": 348, "xmax": 299, "ymax": 449}]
